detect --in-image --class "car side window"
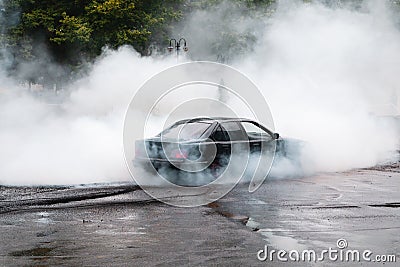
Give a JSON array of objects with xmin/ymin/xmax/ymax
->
[
  {"xmin": 241, "ymin": 122, "xmax": 272, "ymax": 140},
  {"xmin": 212, "ymin": 126, "xmax": 229, "ymax": 141},
  {"xmin": 220, "ymin": 122, "xmax": 246, "ymax": 141}
]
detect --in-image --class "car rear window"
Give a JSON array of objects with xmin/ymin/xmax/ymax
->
[{"xmin": 160, "ymin": 122, "xmax": 211, "ymax": 141}]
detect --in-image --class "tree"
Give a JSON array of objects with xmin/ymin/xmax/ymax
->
[
  {"xmin": 1, "ymin": 0, "xmax": 278, "ymax": 83},
  {"xmin": 2, "ymin": 0, "xmax": 183, "ymax": 83}
]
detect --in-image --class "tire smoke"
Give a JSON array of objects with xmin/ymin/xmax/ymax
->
[{"xmin": 0, "ymin": 0, "xmax": 399, "ymax": 185}]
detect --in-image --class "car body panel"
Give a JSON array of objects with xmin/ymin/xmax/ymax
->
[{"xmin": 134, "ymin": 117, "xmax": 303, "ymax": 182}]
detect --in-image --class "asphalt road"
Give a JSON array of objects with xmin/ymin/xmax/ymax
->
[{"xmin": 0, "ymin": 165, "xmax": 399, "ymax": 266}]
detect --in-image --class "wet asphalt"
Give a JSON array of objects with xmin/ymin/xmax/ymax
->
[{"xmin": 0, "ymin": 165, "xmax": 399, "ymax": 266}]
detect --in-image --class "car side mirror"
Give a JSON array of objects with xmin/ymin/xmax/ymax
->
[{"xmin": 273, "ymin": 133, "xmax": 279, "ymax": 140}]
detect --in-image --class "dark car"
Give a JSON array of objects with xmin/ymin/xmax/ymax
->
[{"xmin": 134, "ymin": 117, "xmax": 302, "ymax": 185}]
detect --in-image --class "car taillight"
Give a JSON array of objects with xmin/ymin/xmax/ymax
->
[{"xmin": 171, "ymin": 149, "xmax": 188, "ymax": 159}]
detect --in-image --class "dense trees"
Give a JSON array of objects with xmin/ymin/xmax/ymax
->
[
  {"xmin": 0, "ymin": 0, "xmax": 184, "ymax": 84},
  {"xmin": 1, "ymin": 0, "xmax": 182, "ymax": 63},
  {"xmin": 0, "ymin": 0, "xmax": 276, "ymax": 84}
]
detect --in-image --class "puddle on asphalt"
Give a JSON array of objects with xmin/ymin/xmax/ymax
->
[
  {"xmin": 208, "ymin": 202, "xmax": 311, "ymax": 251},
  {"xmin": 244, "ymin": 216, "xmax": 308, "ymax": 251},
  {"xmin": 257, "ymin": 229, "xmax": 308, "ymax": 251},
  {"xmin": 245, "ymin": 217, "xmax": 260, "ymax": 230},
  {"xmin": 95, "ymin": 229, "xmax": 146, "ymax": 235},
  {"xmin": 117, "ymin": 214, "xmax": 139, "ymax": 220},
  {"xmin": 36, "ymin": 217, "xmax": 53, "ymax": 224},
  {"xmin": 35, "ymin": 212, "xmax": 53, "ymax": 224}
]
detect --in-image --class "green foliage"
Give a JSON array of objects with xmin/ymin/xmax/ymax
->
[
  {"xmin": 0, "ymin": 0, "xmax": 275, "ymax": 81},
  {"xmin": 51, "ymin": 12, "xmax": 92, "ymax": 44},
  {"xmin": 2, "ymin": 0, "xmax": 183, "ymax": 69}
]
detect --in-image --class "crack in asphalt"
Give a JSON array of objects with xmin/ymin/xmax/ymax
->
[
  {"xmin": 369, "ymin": 202, "xmax": 400, "ymax": 208},
  {"xmin": 312, "ymin": 205, "xmax": 361, "ymax": 209}
]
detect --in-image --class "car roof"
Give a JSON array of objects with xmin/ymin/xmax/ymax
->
[
  {"xmin": 174, "ymin": 117, "xmax": 254, "ymax": 124},
  {"xmin": 171, "ymin": 117, "xmax": 276, "ymax": 137}
]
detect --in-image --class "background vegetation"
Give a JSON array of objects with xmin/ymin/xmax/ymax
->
[
  {"xmin": 0, "ymin": 0, "xmax": 383, "ymax": 86},
  {"xmin": 0, "ymin": 1, "xmax": 276, "ymax": 80}
]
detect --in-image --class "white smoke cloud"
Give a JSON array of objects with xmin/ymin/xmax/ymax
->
[
  {"xmin": 240, "ymin": 0, "xmax": 400, "ymax": 172},
  {"xmin": 0, "ymin": 47, "xmax": 176, "ymax": 185},
  {"xmin": 0, "ymin": 0, "xmax": 399, "ymax": 185}
]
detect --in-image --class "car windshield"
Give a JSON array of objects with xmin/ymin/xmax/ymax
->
[{"xmin": 160, "ymin": 122, "xmax": 211, "ymax": 141}]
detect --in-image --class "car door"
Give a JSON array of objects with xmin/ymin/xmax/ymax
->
[
  {"xmin": 239, "ymin": 121, "xmax": 274, "ymax": 153},
  {"xmin": 210, "ymin": 124, "xmax": 231, "ymax": 160}
]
